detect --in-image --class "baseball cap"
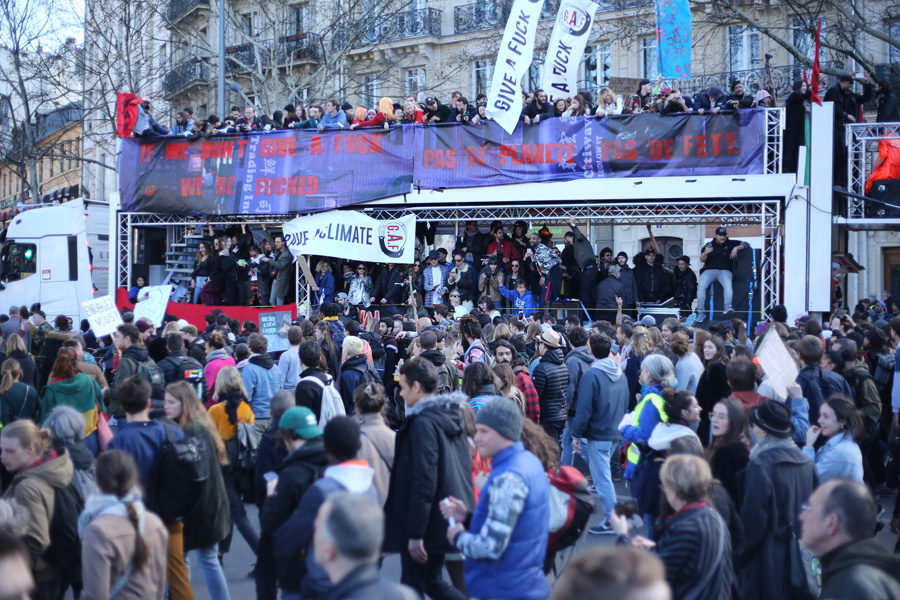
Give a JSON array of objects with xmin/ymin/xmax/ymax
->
[
  {"xmin": 715, "ymin": 227, "xmax": 727, "ymax": 235},
  {"xmin": 280, "ymin": 407, "xmax": 323, "ymax": 439},
  {"xmin": 181, "ymin": 324, "xmax": 199, "ymax": 335},
  {"xmin": 337, "ymin": 292, "xmax": 349, "ymax": 299},
  {"xmin": 425, "ymin": 96, "xmax": 437, "ymax": 105}
]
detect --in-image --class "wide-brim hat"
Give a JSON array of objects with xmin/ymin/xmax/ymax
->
[
  {"xmin": 538, "ymin": 329, "xmax": 562, "ymax": 349},
  {"xmin": 749, "ymin": 401, "xmax": 793, "ymax": 438}
]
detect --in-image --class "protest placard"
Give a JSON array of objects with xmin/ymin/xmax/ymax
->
[
  {"xmin": 259, "ymin": 310, "xmax": 293, "ymax": 352},
  {"xmin": 133, "ymin": 285, "xmax": 173, "ymax": 328},
  {"xmin": 755, "ymin": 330, "xmax": 799, "ymax": 400},
  {"xmin": 81, "ymin": 296, "xmax": 123, "ymax": 337}
]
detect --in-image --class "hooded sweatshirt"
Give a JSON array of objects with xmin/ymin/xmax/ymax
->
[
  {"xmin": 648, "ymin": 422, "xmax": 701, "ymax": 451},
  {"xmin": 204, "ymin": 348, "xmax": 235, "ymax": 402},
  {"xmin": 273, "ymin": 460, "xmax": 377, "ymax": 598},
  {"xmin": 242, "ymin": 353, "xmax": 283, "ymax": 418},
  {"xmin": 565, "ymin": 346, "xmax": 595, "ymax": 417},
  {"xmin": 40, "ymin": 372, "xmax": 103, "ymax": 437},
  {"xmin": 573, "ymin": 358, "xmax": 628, "ymax": 441}
]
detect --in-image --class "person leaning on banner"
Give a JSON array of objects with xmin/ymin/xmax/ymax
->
[{"xmin": 520, "ymin": 90, "xmax": 554, "ymax": 125}]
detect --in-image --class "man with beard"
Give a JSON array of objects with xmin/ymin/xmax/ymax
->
[
  {"xmin": 495, "ymin": 340, "xmax": 540, "ymax": 424},
  {"xmin": 672, "ymin": 256, "xmax": 697, "ymax": 317},
  {"xmin": 521, "ymin": 89, "xmax": 554, "ymax": 125},
  {"xmin": 634, "ymin": 247, "xmax": 669, "ymax": 304}
]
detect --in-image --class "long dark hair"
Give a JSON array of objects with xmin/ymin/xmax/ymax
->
[
  {"xmin": 706, "ymin": 398, "xmax": 751, "ymax": 458},
  {"xmin": 462, "ymin": 362, "xmax": 495, "ymax": 397},
  {"xmin": 95, "ymin": 450, "xmax": 149, "ymax": 570},
  {"xmin": 824, "ymin": 396, "xmax": 865, "ymax": 444},
  {"xmin": 661, "ymin": 387, "xmax": 696, "ymax": 427}
]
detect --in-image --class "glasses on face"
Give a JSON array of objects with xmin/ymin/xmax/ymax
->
[
  {"xmin": 451, "ymin": 294, "xmax": 460, "ymax": 298},
  {"xmin": 357, "ymin": 268, "xmax": 365, "ymax": 272},
  {"xmin": 511, "ymin": 263, "xmax": 519, "ymax": 268}
]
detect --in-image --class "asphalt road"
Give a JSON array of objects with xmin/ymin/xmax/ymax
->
[{"xmin": 186, "ymin": 479, "xmax": 900, "ymax": 600}]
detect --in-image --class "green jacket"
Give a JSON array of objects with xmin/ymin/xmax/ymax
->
[{"xmin": 40, "ymin": 373, "xmax": 104, "ymax": 437}]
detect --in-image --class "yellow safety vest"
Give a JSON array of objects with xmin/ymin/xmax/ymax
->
[{"xmin": 625, "ymin": 392, "xmax": 668, "ymax": 466}]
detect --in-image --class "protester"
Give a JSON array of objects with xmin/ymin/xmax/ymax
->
[
  {"xmin": 550, "ymin": 546, "xmax": 670, "ymax": 600},
  {"xmin": 384, "ymin": 359, "xmax": 474, "ymax": 600},
  {"xmin": 706, "ymin": 397, "xmax": 751, "ymax": 506},
  {"xmin": 164, "ymin": 382, "xmax": 231, "ymax": 600},
  {"xmin": 621, "ymin": 354, "xmax": 675, "ymax": 478},
  {"xmin": 740, "ymin": 400, "xmax": 819, "ymax": 600},
  {"xmin": 0, "ymin": 420, "xmax": 74, "ymax": 598},
  {"xmin": 695, "ymin": 334, "xmax": 730, "ymax": 442},
  {"xmin": 242, "ymin": 334, "xmax": 284, "ymax": 436},
  {"xmin": 0, "ymin": 358, "xmax": 40, "ymax": 425},
  {"xmin": 80, "ymin": 450, "xmax": 169, "ymax": 600},
  {"xmin": 803, "ymin": 395, "xmax": 865, "ymax": 483},
  {"xmin": 313, "ymin": 492, "xmax": 418, "ymax": 599},
  {"xmin": 442, "ymin": 398, "xmax": 550, "ymax": 600},
  {"xmin": 532, "ymin": 329, "xmax": 569, "ymax": 443}
]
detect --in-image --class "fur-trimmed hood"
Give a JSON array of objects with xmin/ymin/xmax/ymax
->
[{"xmin": 406, "ymin": 391, "xmax": 469, "ymax": 440}]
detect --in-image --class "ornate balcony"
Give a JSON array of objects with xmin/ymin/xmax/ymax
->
[
  {"xmin": 225, "ymin": 40, "xmax": 274, "ymax": 73},
  {"xmin": 166, "ymin": 0, "xmax": 209, "ymax": 24},
  {"xmin": 455, "ymin": 0, "xmax": 651, "ymax": 34},
  {"xmin": 163, "ymin": 59, "xmax": 211, "ymax": 97},
  {"xmin": 676, "ymin": 61, "xmax": 844, "ymax": 103},
  {"xmin": 360, "ymin": 8, "xmax": 442, "ymax": 45},
  {"xmin": 278, "ymin": 33, "xmax": 322, "ymax": 64}
]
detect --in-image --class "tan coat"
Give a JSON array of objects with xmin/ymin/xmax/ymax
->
[
  {"xmin": 355, "ymin": 412, "xmax": 395, "ymax": 507},
  {"xmin": 81, "ymin": 512, "xmax": 169, "ymax": 600},
  {"xmin": 3, "ymin": 449, "xmax": 73, "ymax": 580}
]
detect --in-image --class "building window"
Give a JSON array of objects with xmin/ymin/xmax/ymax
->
[
  {"xmin": 69, "ymin": 141, "xmax": 76, "ymax": 169},
  {"xmin": 791, "ymin": 17, "xmax": 826, "ymax": 66},
  {"xmin": 472, "ymin": 59, "xmax": 494, "ymax": 98},
  {"xmin": 405, "ymin": 68, "xmax": 426, "ymax": 100},
  {"xmin": 641, "ymin": 37, "xmax": 658, "ymax": 80},
  {"xmin": 293, "ymin": 4, "xmax": 310, "ymax": 35},
  {"xmin": 526, "ymin": 53, "xmax": 544, "ymax": 93},
  {"xmin": 581, "ymin": 43, "xmax": 611, "ymax": 91},
  {"xmin": 728, "ymin": 26, "xmax": 759, "ymax": 73},
  {"xmin": 363, "ymin": 76, "xmax": 380, "ymax": 109}
]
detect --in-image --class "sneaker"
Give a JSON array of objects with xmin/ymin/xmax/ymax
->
[
  {"xmin": 587, "ymin": 485, "xmax": 598, "ymax": 494},
  {"xmin": 723, "ymin": 308, "xmax": 735, "ymax": 318},
  {"xmin": 589, "ymin": 521, "xmax": 615, "ymax": 535},
  {"xmin": 694, "ymin": 312, "xmax": 706, "ymax": 323}
]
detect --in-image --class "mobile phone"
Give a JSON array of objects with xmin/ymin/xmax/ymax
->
[{"xmin": 610, "ymin": 343, "xmax": 619, "ymax": 355}]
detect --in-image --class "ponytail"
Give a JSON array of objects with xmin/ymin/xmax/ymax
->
[
  {"xmin": 96, "ymin": 450, "xmax": 149, "ymax": 570},
  {"xmin": 0, "ymin": 359, "xmax": 22, "ymax": 395},
  {"xmin": 125, "ymin": 501, "xmax": 149, "ymax": 570}
]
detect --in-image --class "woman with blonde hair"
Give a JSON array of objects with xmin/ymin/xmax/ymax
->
[
  {"xmin": 207, "ymin": 366, "xmax": 259, "ymax": 561},
  {"xmin": 0, "ymin": 358, "xmax": 40, "ymax": 425},
  {"xmin": 5, "ymin": 333, "xmax": 37, "ymax": 388},
  {"xmin": 595, "ymin": 87, "xmax": 624, "ymax": 116},
  {"xmin": 349, "ymin": 97, "xmax": 393, "ymax": 130},
  {"xmin": 81, "ymin": 450, "xmax": 169, "ymax": 600},
  {"xmin": 1, "ymin": 420, "xmax": 74, "ymax": 595},
  {"xmin": 165, "ymin": 382, "xmax": 231, "ymax": 600},
  {"xmin": 313, "ymin": 259, "xmax": 335, "ymax": 308}
]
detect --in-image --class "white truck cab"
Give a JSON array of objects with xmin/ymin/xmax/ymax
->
[{"xmin": 0, "ymin": 199, "xmax": 110, "ymax": 321}]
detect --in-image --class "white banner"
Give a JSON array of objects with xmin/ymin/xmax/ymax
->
[
  {"xmin": 133, "ymin": 285, "xmax": 173, "ymax": 328},
  {"xmin": 541, "ymin": 0, "xmax": 599, "ymax": 101},
  {"xmin": 81, "ymin": 295, "xmax": 123, "ymax": 337},
  {"xmin": 486, "ymin": 0, "xmax": 546, "ymax": 134},
  {"xmin": 283, "ymin": 211, "xmax": 417, "ymax": 263}
]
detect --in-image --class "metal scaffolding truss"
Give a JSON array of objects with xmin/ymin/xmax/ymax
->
[
  {"xmin": 846, "ymin": 122, "xmax": 900, "ymax": 218},
  {"xmin": 766, "ymin": 108, "xmax": 785, "ymax": 176},
  {"xmin": 118, "ymin": 197, "xmax": 783, "ymax": 316}
]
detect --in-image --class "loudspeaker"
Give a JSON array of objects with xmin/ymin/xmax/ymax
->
[{"xmin": 867, "ymin": 179, "xmax": 900, "ymax": 217}]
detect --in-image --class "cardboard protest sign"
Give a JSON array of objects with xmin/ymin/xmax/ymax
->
[{"xmin": 82, "ymin": 296, "xmax": 124, "ymax": 337}]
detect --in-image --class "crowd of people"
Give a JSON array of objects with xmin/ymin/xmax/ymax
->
[
  {"xmin": 2, "ymin": 270, "xmax": 900, "ymax": 600},
  {"xmin": 141, "ymin": 218, "xmax": 751, "ymax": 331}
]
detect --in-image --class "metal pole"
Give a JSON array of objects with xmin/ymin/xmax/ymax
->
[{"xmin": 218, "ymin": 0, "xmax": 225, "ymax": 115}]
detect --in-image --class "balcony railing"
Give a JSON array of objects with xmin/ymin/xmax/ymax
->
[
  {"xmin": 455, "ymin": 0, "xmax": 650, "ymax": 34},
  {"xmin": 163, "ymin": 60, "xmax": 211, "ymax": 97},
  {"xmin": 166, "ymin": 0, "xmax": 208, "ymax": 23},
  {"xmin": 330, "ymin": 8, "xmax": 444, "ymax": 49},
  {"xmin": 278, "ymin": 33, "xmax": 322, "ymax": 64},
  {"xmin": 676, "ymin": 62, "xmax": 844, "ymax": 105},
  {"xmin": 225, "ymin": 40, "xmax": 273, "ymax": 72},
  {"xmin": 360, "ymin": 7, "xmax": 442, "ymax": 44}
]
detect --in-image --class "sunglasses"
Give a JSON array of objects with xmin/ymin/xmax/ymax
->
[
  {"xmin": 451, "ymin": 294, "xmax": 460, "ymax": 298},
  {"xmin": 511, "ymin": 263, "xmax": 520, "ymax": 267},
  {"xmin": 357, "ymin": 268, "xmax": 365, "ymax": 272}
]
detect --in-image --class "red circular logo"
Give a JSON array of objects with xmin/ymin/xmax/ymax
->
[{"xmin": 144, "ymin": 185, "xmax": 156, "ymax": 196}]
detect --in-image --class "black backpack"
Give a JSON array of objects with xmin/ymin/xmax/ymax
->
[
  {"xmin": 46, "ymin": 482, "xmax": 85, "ymax": 582},
  {"xmin": 152, "ymin": 422, "xmax": 210, "ymax": 523},
  {"xmin": 169, "ymin": 354, "xmax": 206, "ymax": 400}
]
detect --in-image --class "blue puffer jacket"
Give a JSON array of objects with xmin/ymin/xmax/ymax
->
[{"xmin": 464, "ymin": 442, "xmax": 550, "ymax": 600}]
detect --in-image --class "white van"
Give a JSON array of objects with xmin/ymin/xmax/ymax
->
[{"xmin": 0, "ymin": 199, "xmax": 110, "ymax": 321}]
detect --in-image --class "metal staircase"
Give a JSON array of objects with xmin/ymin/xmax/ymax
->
[{"xmin": 165, "ymin": 226, "xmax": 205, "ymax": 301}]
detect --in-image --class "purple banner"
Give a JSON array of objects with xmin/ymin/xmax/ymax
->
[
  {"xmin": 119, "ymin": 110, "xmax": 767, "ymax": 215},
  {"xmin": 118, "ymin": 128, "xmax": 415, "ymax": 215}
]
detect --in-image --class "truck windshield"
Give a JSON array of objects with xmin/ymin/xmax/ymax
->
[{"xmin": 1, "ymin": 243, "xmax": 37, "ymax": 282}]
